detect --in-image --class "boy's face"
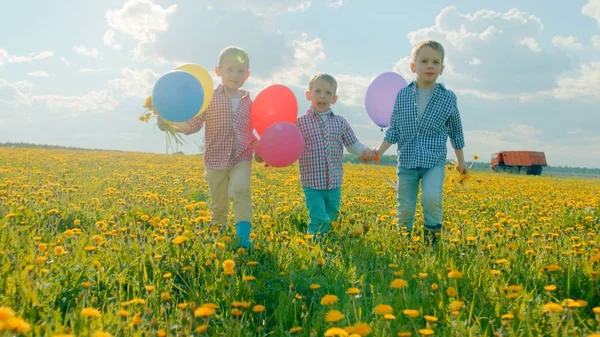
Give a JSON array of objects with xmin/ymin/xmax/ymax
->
[
  {"xmin": 410, "ymin": 46, "xmax": 444, "ymax": 86},
  {"xmin": 306, "ymin": 78, "xmax": 338, "ymax": 113},
  {"xmin": 215, "ymin": 56, "xmax": 250, "ymax": 92}
]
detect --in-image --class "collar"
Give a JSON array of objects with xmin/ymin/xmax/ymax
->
[
  {"xmin": 215, "ymin": 84, "xmax": 249, "ymax": 99},
  {"xmin": 307, "ymin": 107, "xmax": 333, "ymax": 117}
]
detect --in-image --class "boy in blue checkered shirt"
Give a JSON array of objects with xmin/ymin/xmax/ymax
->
[{"xmin": 376, "ymin": 40, "xmax": 467, "ymax": 246}]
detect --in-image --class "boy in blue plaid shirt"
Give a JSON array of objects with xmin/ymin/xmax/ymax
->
[{"xmin": 376, "ymin": 40, "xmax": 467, "ymax": 246}]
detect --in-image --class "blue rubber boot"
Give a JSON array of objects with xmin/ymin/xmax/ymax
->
[{"xmin": 234, "ymin": 221, "xmax": 254, "ymax": 249}]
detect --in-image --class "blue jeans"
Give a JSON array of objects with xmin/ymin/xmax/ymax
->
[
  {"xmin": 302, "ymin": 186, "xmax": 341, "ymax": 234},
  {"xmin": 396, "ymin": 162, "xmax": 445, "ymax": 232}
]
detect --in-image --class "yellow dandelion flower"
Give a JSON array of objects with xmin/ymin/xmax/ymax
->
[
  {"xmin": 384, "ymin": 313, "xmax": 396, "ymax": 320},
  {"xmin": 0, "ymin": 306, "xmax": 16, "ymax": 320},
  {"xmin": 447, "ymin": 270, "xmax": 463, "ymax": 278},
  {"xmin": 92, "ymin": 332, "xmax": 112, "ymax": 337},
  {"xmin": 403, "ymin": 309, "xmax": 420, "ymax": 318},
  {"xmin": 310, "ymin": 284, "xmax": 322, "ymax": 290},
  {"xmin": 419, "ymin": 328, "xmax": 435, "ymax": 336},
  {"xmin": 390, "ymin": 278, "xmax": 409, "ymax": 289},
  {"xmin": 542, "ymin": 303, "xmax": 563, "ymax": 313},
  {"xmin": 222, "ymin": 259, "xmax": 235, "ymax": 270},
  {"xmin": 289, "ymin": 327, "xmax": 303, "ymax": 333},
  {"xmin": 194, "ymin": 307, "xmax": 216, "ymax": 317},
  {"xmin": 321, "ymin": 294, "xmax": 339, "ymax": 306},
  {"xmin": 324, "ymin": 327, "xmax": 349, "ymax": 336},
  {"xmin": 424, "ymin": 315, "xmax": 438, "ymax": 322},
  {"xmin": 196, "ymin": 324, "xmax": 208, "ymax": 333},
  {"xmin": 325, "ymin": 310, "xmax": 345, "ymax": 322},
  {"xmin": 172, "ymin": 236, "xmax": 189, "ymax": 244},
  {"xmin": 81, "ymin": 307, "xmax": 101, "ymax": 318},
  {"xmin": 544, "ymin": 285, "xmax": 557, "ymax": 292},
  {"xmin": 352, "ymin": 322, "xmax": 371, "ymax": 335},
  {"xmin": 449, "ymin": 301, "xmax": 464, "ymax": 311},
  {"xmin": 231, "ymin": 308, "xmax": 243, "ymax": 317},
  {"xmin": 253, "ymin": 305, "xmax": 265, "ymax": 313},
  {"xmin": 374, "ymin": 304, "xmax": 393, "ymax": 315},
  {"xmin": 501, "ymin": 313, "xmax": 514, "ymax": 320},
  {"xmin": 346, "ymin": 287, "xmax": 360, "ymax": 295},
  {"xmin": 446, "ymin": 287, "xmax": 457, "ymax": 297}
]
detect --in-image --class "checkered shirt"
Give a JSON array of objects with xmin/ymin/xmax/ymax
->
[
  {"xmin": 384, "ymin": 82, "xmax": 465, "ymax": 169},
  {"xmin": 186, "ymin": 84, "xmax": 257, "ymax": 170},
  {"xmin": 298, "ymin": 108, "xmax": 359, "ymax": 190}
]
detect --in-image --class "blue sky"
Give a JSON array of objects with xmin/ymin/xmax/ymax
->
[{"xmin": 1, "ymin": 0, "xmax": 600, "ymax": 167}]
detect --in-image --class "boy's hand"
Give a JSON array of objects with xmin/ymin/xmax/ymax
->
[
  {"xmin": 359, "ymin": 149, "xmax": 377, "ymax": 163},
  {"xmin": 456, "ymin": 162, "xmax": 468, "ymax": 174},
  {"xmin": 254, "ymin": 154, "xmax": 263, "ymax": 163},
  {"xmin": 157, "ymin": 119, "xmax": 167, "ymax": 131}
]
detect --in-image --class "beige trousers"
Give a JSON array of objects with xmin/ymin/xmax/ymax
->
[{"xmin": 205, "ymin": 161, "xmax": 252, "ymax": 226}]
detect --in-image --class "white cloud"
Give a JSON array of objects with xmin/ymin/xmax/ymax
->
[
  {"xmin": 293, "ymin": 34, "xmax": 326, "ymax": 75},
  {"xmin": 519, "ymin": 37, "xmax": 542, "ymax": 53},
  {"xmin": 61, "ymin": 57, "xmax": 71, "ymax": 66},
  {"xmin": 0, "ymin": 80, "xmax": 33, "ymax": 107},
  {"xmin": 582, "ymin": 0, "xmax": 600, "ymax": 26},
  {"xmin": 79, "ymin": 68, "xmax": 105, "ymax": 73},
  {"xmin": 325, "ymin": 0, "xmax": 343, "ymax": 8},
  {"xmin": 567, "ymin": 128, "xmax": 584, "ymax": 135},
  {"xmin": 552, "ymin": 35, "xmax": 583, "ymax": 50},
  {"xmin": 0, "ymin": 49, "xmax": 54, "ymax": 65},
  {"xmin": 468, "ymin": 57, "xmax": 482, "ymax": 65},
  {"xmin": 34, "ymin": 90, "xmax": 119, "ymax": 113},
  {"xmin": 552, "ymin": 62, "xmax": 600, "ymax": 101},
  {"xmin": 400, "ymin": 6, "xmax": 570, "ymax": 98},
  {"xmin": 103, "ymin": 30, "xmax": 122, "ymax": 49},
  {"xmin": 109, "ymin": 68, "xmax": 160, "ymax": 98},
  {"xmin": 211, "ymin": 0, "xmax": 311, "ymax": 17},
  {"xmin": 28, "ymin": 71, "xmax": 50, "ymax": 77},
  {"xmin": 334, "ymin": 74, "xmax": 371, "ymax": 107},
  {"xmin": 244, "ymin": 33, "xmax": 327, "ymax": 92},
  {"xmin": 592, "ymin": 35, "xmax": 600, "ymax": 49},
  {"xmin": 73, "ymin": 45, "xmax": 100, "ymax": 58},
  {"xmin": 131, "ymin": 1, "xmax": 294, "ymax": 75},
  {"xmin": 106, "ymin": 0, "xmax": 176, "ymax": 42}
]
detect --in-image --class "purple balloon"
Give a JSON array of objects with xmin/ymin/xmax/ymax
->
[
  {"xmin": 258, "ymin": 122, "xmax": 305, "ymax": 168},
  {"xmin": 365, "ymin": 72, "xmax": 408, "ymax": 128}
]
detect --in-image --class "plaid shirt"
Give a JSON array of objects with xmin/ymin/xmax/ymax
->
[
  {"xmin": 186, "ymin": 84, "xmax": 256, "ymax": 170},
  {"xmin": 298, "ymin": 108, "xmax": 359, "ymax": 190},
  {"xmin": 385, "ymin": 82, "xmax": 465, "ymax": 169}
]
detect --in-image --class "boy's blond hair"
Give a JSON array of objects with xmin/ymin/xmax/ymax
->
[
  {"xmin": 218, "ymin": 46, "xmax": 250, "ymax": 70},
  {"xmin": 308, "ymin": 73, "xmax": 337, "ymax": 93},
  {"xmin": 411, "ymin": 40, "xmax": 445, "ymax": 63}
]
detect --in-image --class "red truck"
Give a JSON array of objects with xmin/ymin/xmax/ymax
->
[{"xmin": 490, "ymin": 151, "xmax": 547, "ymax": 175}]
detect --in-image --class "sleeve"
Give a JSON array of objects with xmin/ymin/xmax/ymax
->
[
  {"xmin": 346, "ymin": 141, "xmax": 368, "ymax": 155},
  {"xmin": 341, "ymin": 118, "xmax": 359, "ymax": 148},
  {"xmin": 384, "ymin": 92, "xmax": 402, "ymax": 144},
  {"xmin": 185, "ymin": 111, "xmax": 207, "ymax": 135},
  {"xmin": 446, "ymin": 91, "xmax": 465, "ymax": 150}
]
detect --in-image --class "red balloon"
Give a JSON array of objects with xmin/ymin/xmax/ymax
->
[
  {"xmin": 258, "ymin": 122, "xmax": 305, "ymax": 168},
  {"xmin": 251, "ymin": 84, "xmax": 298, "ymax": 135}
]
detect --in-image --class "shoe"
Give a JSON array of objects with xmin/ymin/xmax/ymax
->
[
  {"xmin": 424, "ymin": 224, "xmax": 442, "ymax": 247},
  {"xmin": 233, "ymin": 221, "xmax": 254, "ymax": 249}
]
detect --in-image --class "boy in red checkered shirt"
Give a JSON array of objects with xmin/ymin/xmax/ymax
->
[{"xmin": 159, "ymin": 46, "xmax": 257, "ymax": 249}]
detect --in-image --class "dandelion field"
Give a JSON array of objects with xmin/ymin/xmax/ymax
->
[{"xmin": 1, "ymin": 147, "xmax": 599, "ymax": 337}]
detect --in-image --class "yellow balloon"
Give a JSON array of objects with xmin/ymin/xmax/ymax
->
[{"xmin": 174, "ymin": 63, "xmax": 214, "ymax": 115}]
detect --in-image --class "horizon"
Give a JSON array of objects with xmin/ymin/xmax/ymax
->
[{"xmin": 1, "ymin": 0, "xmax": 600, "ymax": 168}]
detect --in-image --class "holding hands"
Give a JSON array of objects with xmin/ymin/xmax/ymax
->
[{"xmin": 359, "ymin": 148, "xmax": 378, "ymax": 163}]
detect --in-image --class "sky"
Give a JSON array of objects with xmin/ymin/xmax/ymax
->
[{"xmin": 1, "ymin": 0, "xmax": 600, "ymax": 168}]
